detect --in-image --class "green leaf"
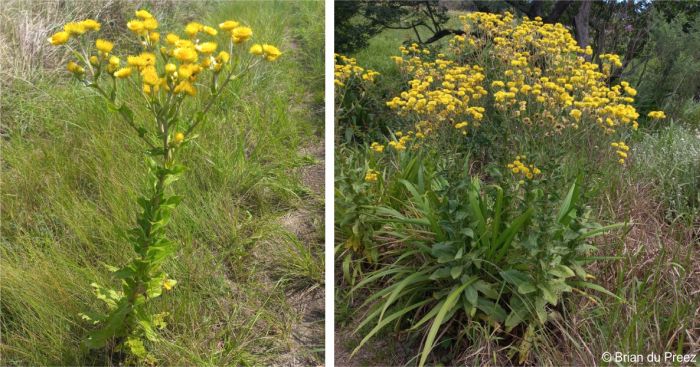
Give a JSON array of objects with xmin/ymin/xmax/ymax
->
[
  {"xmin": 473, "ymin": 280, "xmax": 499, "ymax": 299},
  {"xmin": 410, "ymin": 300, "xmax": 444, "ymax": 331},
  {"xmin": 429, "ymin": 267, "xmax": 451, "ymax": 280},
  {"xmin": 125, "ymin": 337, "xmax": 147, "ymax": 358},
  {"xmin": 500, "ymin": 269, "xmax": 531, "ymax": 287},
  {"xmin": 351, "ymin": 267, "xmax": 410, "ymax": 293},
  {"xmin": 476, "ymin": 298, "xmax": 507, "ymax": 322},
  {"xmin": 535, "ymin": 298, "xmax": 547, "ymax": 324},
  {"xmin": 450, "ymin": 266, "xmax": 463, "ymax": 279},
  {"xmin": 579, "ymin": 223, "xmax": 625, "ymax": 239},
  {"xmin": 538, "ymin": 284, "xmax": 558, "ymax": 305},
  {"xmin": 379, "ymin": 272, "xmax": 428, "ymax": 323},
  {"xmin": 505, "ymin": 310, "xmax": 525, "ymax": 331},
  {"xmin": 557, "ymin": 182, "xmax": 580, "ymax": 225},
  {"xmin": 494, "ymin": 208, "xmax": 533, "ymax": 260},
  {"xmin": 464, "ymin": 284, "xmax": 478, "ymax": 306},
  {"xmin": 85, "ymin": 300, "xmax": 130, "ymax": 349},
  {"xmin": 517, "ymin": 282, "xmax": 537, "ymax": 294},
  {"xmin": 549, "ymin": 265, "xmax": 576, "ymax": 279},
  {"xmin": 571, "ymin": 281, "xmax": 624, "ymax": 302},
  {"xmin": 145, "ymin": 238, "xmax": 177, "ymax": 266},
  {"xmin": 113, "ymin": 265, "xmax": 136, "ymax": 280},
  {"xmin": 419, "ymin": 278, "xmax": 476, "ymax": 367},
  {"xmin": 146, "ymin": 272, "xmax": 166, "ymax": 299},
  {"xmin": 351, "ymin": 299, "xmax": 430, "ymax": 357}
]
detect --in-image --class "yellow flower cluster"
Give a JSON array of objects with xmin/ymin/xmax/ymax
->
[
  {"xmin": 334, "ymin": 54, "xmax": 379, "ymax": 87},
  {"xmin": 364, "ymin": 169, "xmax": 380, "ymax": 182},
  {"xmin": 48, "ymin": 19, "xmax": 100, "ymax": 45},
  {"xmin": 370, "ymin": 142, "xmax": 385, "ymax": 153},
  {"xmin": 507, "ymin": 155, "xmax": 541, "ymax": 180},
  {"xmin": 610, "ymin": 141, "xmax": 630, "ymax": 164},
  {"xmin": 250, "ymin": 44, "xmax": 282, "ymax": 61},
  {"xmin": 647, "ymin": 110, "xmax": 666, "ymax": 119},
  {"xmin": 49, "ymin": 10, "xmax": 280, "ymax": 99},
  {"xmin": 386, "ymin": 43, "xmax": 487, "ymax": 133},
  {"xmin": 373, "ymin": 12, "xmax": 666, "ymax": 164}
]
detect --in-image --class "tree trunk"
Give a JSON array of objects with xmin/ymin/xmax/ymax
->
[{"xmin": 574, "ymin": 0, "xmax": 592, "ymax": 50}]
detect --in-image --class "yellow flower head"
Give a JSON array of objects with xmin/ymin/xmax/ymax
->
[
  {"xmin": 114, "ymin": 67, "xmax": 132, "ymax": 78},
  {"xmin": 202, "ymin": 25, "xmax": 217, "ymax": 36},
  {"xmin": 143, "ymin": 18, "xmax": 158, "ymax": 31},
  {"xmin": 219, "ymin": 20, "xmax": 240, "ymax": 31},
  {"xmin": 195, "ymin": 42, "xmax": 217, "ymax": 54},
  {"xmin": 141, "ymin": 66, "xmax": 160, "ymax": 86},
  {"xmin": 173, "ymin": 47, "xmax": 198, "ymax": 63},
  {"xmin": 569, "ymin": 108, "xmax": 582, "ymax": 121},
  {"xmin": 184, "ymin": 22, "xmax": 203, "ymax": 37},
  {"xmin": 175, "ymin": 39, "xmax": 193, "ymax": 48},
  {"xmin": 64, "ymin": 22, "xmax": 86, "ymax": 35},
  {"xmin": 149, "ymin": 32, "xmax": 160, "ymax": 42},
  {"xmin": 231, "ymin": 26, "xmax": 252, "ymax": 43},
  {"xmin": 262, "ymin": 44, "xmax": 281, "ymax": 61},
  {"xmin": 162, "ymin": 278, "xmax": 177, "ymax": 291},
  {"xmin": 174, "ymin": 80, "xmax": 196, "ymax": 96},
  {"xmin": 81, "ymin": 19, "xmax": 101, "ymax": 31},
  {"xmin": 89, "ymin": 55, "xmax": 99, "ymax": 66},
  {"xmin": 165, "ymin": 63, "xmax": 176, "ymax": 73},
  {"xmin": 66, "ymin": 61, "xmax": 84, "ymax": 74},
  {"xmin": 364, "ymin": 169, "xmax": 380, "ymax": 182},
  {"xmin": 95, "ymin": 39, "xmax": 113, "ymax": 53},
  {"xmin": 178, "ymin": 63, "xmax": 197, "ymax": 79},
  {"xmin": 249, "ymin": 44, "xmax": 263, "ymax": 56},
  {"xmin": 370, "ymin": 142, "xmax": 385, "ymax": 153},
  {"xmin": 135, "ymin": 9, "xmax": 153, "ymax": 19},
  {"xmin": 166, "ymin": 33, "xmax": 180, "ymax": 45},
  {"xmin": 647, "ymin": 110, "xmax": 666, "ymax": 119},
  {"xmin": 48, "ymin": 31, "xmax": 70, "ymax": 45},
  {"xmin": 216, "ymin": 51, "xmax": 230, "ymax": 64},
  {"xmin": 127, "ymin": 20, "xmax": 145, "ymax": 34},
  {"xmin": 173, "ymin": 132, "xmax": 185, "ymax": 144}
]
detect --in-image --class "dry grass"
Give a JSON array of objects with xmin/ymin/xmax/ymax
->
[{"xmin": 0, "ymin": 0, "xmax": 204, "ymax": 85}]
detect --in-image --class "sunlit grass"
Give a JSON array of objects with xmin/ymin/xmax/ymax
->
[{"xmin": 0, "ymin": 1, "xmax": 324, "ymax": 365}]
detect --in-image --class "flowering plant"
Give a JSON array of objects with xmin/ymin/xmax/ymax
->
[
  {"xmin": 48, "ymin": 10, "xmax": 280, "ymax": 362},
  {"xmin": 378, "ymin": 12, "xmax": 666, "ymax": 174}
]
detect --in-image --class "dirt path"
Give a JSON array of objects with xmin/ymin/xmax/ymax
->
[
  {"xmin": 279, "ymin": 141, "xmax": 325, "ymax": 366},
  {"xmin": 266, "ymin": 22, "xmax": 325, "ymax": 366}
]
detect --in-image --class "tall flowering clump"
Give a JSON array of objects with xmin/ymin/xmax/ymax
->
[
  {"xmin": 381, "ymin": 12, "xmax": 666, "ymax": 172},
  {"xmin": 334, "ymin": 54, "xmax": 380, "ymax": 131},
  {"xmin": 47, "ymin": 10, "xmax": 281, "ymax": 362}
]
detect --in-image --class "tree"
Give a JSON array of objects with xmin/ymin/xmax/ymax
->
[{"xmin": 335, "ymin": 1, "xmax": 454, "ymax": 53}]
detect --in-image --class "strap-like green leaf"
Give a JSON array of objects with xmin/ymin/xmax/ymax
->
[{"xmin": 419, "ymin": 278, "xmax": 476, "ymax": 367}]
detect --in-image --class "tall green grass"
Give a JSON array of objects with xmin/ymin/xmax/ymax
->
[{"xmin": 1, "ymin": 1, "xmax": 324, "ymax": 365}]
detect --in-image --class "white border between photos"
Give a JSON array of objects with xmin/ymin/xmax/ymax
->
[{"xmin": 324, "ymin": 0, "xmax": 335, "ymax": 365}]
